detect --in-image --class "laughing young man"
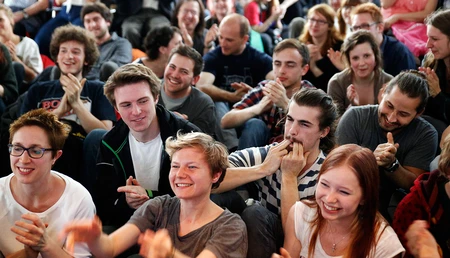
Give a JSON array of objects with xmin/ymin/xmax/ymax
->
[
  {"xmin": 336, "ymin": 70, "xmax": 438, "ymax": 221},
  {"xmin": 20, "ymin": 24, "xmax": 116, "ymax": 180},
  {"xmin": 94, "ymin": 63, "xmax": 200, "ymax": 230}
]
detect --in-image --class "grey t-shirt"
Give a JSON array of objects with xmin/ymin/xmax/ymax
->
[
  {"xmin": 128, "ymin": 195, "xmax": 248, "ymax": 258},
  {"xmin": 336, "ymin": 105, "xmax": 437, "ymax": 171}
]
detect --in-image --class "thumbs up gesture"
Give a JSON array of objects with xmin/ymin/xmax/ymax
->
[{"xmin": 374, "ymin": 132, "xmax": 400, "ymax": 168}]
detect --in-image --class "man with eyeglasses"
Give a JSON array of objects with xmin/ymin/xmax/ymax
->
[{"xmin": 351, "ymin": 3, "xmax": 416, "ymax": 76}]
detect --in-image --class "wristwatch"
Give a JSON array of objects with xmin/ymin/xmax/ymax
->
[
  {"xmin": 385, "ymin": 158, "xmax": 399, "ymax": 173},
  {"xmin": 22, "ymin": 10, "xmax": 29, "ymax": 19}
]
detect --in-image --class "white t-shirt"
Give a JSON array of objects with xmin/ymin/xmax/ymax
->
[
  {"xmin": 16, "ymin": 37, "xmax": 43, "ymax": 75},
  {"xmin": 293, "ymin": 201, "xmax": 405, "ymax": 258},
  {"xmin": 129, "ymin": 132, "xmax": 163, "ymax": 191},
  {"xmin": 0, "ymin": 171, "xmax": 95, "ymax": 258}
]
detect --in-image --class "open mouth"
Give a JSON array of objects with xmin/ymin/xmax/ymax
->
[
  {"xmin": 17, "ymin": 167, "xmax": 33, "ymax": 175},
  {"xmin": 176, "ymin": 183, "xmax": 192, "ymax": 187},
  {"xmin": 323, "ymin": 202, "xmax": 341, "ymax": 212}
]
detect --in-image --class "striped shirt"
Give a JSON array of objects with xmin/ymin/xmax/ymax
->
[{"xmin": 229, "ymin": 144, "xmax": 325, "ymax": 216}]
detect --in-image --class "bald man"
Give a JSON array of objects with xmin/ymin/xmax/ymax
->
[{"xmin": 197, "ymin": 14, "xmax": 274, "ymax": 150}]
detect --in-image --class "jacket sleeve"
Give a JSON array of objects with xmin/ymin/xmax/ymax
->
[{"xmin": 94, "ymin": 142, "xmax": 135, "ymax": 227}]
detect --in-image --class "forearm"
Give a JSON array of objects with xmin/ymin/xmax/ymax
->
[
  {"xmin": 221, "ymin": 107, "xmax": 260, "ymax": 129},
  {"xmin": 381, "ymin": 0, "xmax": 397, "ymax": 8},
  {"xmin": 87, "ymin": 234, "xmax": 116, "ymax": 258},
  {"xmin": 197, "ymin": 84, "xmax": 235, "ymax": 102},
  {"xmin": 72, "ymin": 103, "xmax": 112, "ymax": 133},
  {"xmin": 280, "ymin": 0, "xmax": 298, "ymax": 9},
  {"xmin": 309, "ymin": 62, "xmax": 324, "ymax": 77},
  {"xmin": 252, "ymin": 16, "xmax": 278, "ymax": 33},
  {"xmin": 383, "ymin": 165, "xmax": 419, "ymax": 190},
  {"xmin": 281, "ymin": 174, "xmax": 300, "ymax": 230},
  {"xmin": 25, "ymin": 0, "xmax": 49, "ymax": 16},
  {"xmin": 394, "ymin": 11, "xmax": 433, "ymax": 23},
  {"xmin": 212, "ymin": 165, "xmax": 268, "ymax": 193}
]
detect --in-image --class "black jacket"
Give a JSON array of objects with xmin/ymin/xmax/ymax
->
[{"xmin": 94, "ymin": 104, "xmax": 200, "ymax": 227}]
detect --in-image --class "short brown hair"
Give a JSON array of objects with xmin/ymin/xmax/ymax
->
[
  {"xmin": 49, "ymin": 24, "xmax": 99, "ymax": 76},
  {"xmin": 168, "ymin": 45, "xmax": 204, "ymax": 77},
  {"xmin": 166, "ymin": 131, "xmax": 229, "ymax": 189},
  {"xmin": 81, "ymin": 2, "xmax": 112, "ymax": 23},
  {"xmin": 103, "ymin": 63, "xmax": 161, "ymax": 108},
  {"xmin": 342, "ymin": 30, "xmax": 382, "ymax": 76},
  {"xmin": 351, "ymin": 3, "xmax": 384, "ymax": 24},
  {"xmin": 9, "ymin": 109, "xmax": 70, "ymax": 158},
  {"xmin": 273, "ymin": 39, "xmax": 310, "ymax": 66}
]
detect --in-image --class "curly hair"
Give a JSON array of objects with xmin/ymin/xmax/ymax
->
[
  {"xmin": 9, "ymin": 109, "xmax": 70, "ymax": 158},
  {"xmin": 166, "ymin": 131, "xmax": 229, "ymax": 189},
  {"xmin": 49, "ymin": 24, "xmax": 99, "ymax": 76}
]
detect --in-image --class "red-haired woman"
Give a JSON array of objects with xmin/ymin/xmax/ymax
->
[{"xmin": 274, "ymin": 144, "xmax": 404, "ymax": 258}]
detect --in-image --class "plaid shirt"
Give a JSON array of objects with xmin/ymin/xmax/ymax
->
[{"xmin": 233, "ymin": 80, "xmax": 314, "ymax": 138}]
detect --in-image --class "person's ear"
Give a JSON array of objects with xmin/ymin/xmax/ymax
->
[
  {"xmin": 191, "ymin": 75, "xmax": 200, "ymax": 85},
  {"xmin": 320, "ymin": 126, "xmax": 331, "ymax": 139},
  {"xmin": 301, "ymin": 64, "xmax": 309, "ymax": 76},
  {"xmin": 211, "ymin": 171, "xmax": 222, "ymax": 183},
  {"xmin": 53, "ymin": 150, "xmax": 63, "ymax": 165}
]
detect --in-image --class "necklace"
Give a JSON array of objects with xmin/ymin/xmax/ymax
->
[
  {"xmin": 326, "ymin": 223, "xmax": 351, "ymax": 253},
  {"xmin": 331, "ymin": 234, "xmax": 349, "ymax": 252}
]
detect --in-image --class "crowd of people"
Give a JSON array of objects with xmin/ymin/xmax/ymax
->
[{"xmin": 0, "ymin": 0, "xmax": 449, "ymax": 257}]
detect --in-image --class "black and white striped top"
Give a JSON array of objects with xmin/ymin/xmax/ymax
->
[{"xmin": 228, "ymin": 144, "xmax": 325, "ymax": 216}]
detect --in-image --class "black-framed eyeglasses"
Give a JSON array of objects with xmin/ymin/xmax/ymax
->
[
  {"xmin": 350, "ymin": 22, "xmax": 379, "ymax": 32},
  {"xmin": 307, "ymin": 18, "xmax": 329, "ymax": 26},
  {"xmin": 8, "ymin": 144, "xmax": 55, "ymax": 159}
]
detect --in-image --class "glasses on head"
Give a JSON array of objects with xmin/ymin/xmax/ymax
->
[
  {"xmin": 8, "ymin": 144, "xmax": 54, "ymax": 159},
  {"xmin": 350, "ymin": 22, "xmax": 379, "ymax": 32},
  {"xmin": 307, "ymin": 18, "xmax": 328, "ymax": 26}
]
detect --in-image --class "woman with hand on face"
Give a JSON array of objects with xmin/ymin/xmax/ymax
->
[
  {"xmin": 61, "ymin": 132, "xmax": 248, "ymax": 258},
  {"xmin": 172, "ymin": 0, "xmax": 215, "ymax": 56},
  {"xmin": 299, "ymin": 4, "xmax": 343, "ymax": 92},
  {"xmin": 420, "ymin": 9, "xmax": 450, "ymax": 127},
  {"xmin": 273, "ymin": 144, "xmax": 405, "ymax": 258},
  {"xmin": 0, "ymin": 108, "xmax": 95, "ymax": 258},
  {"xmin": 328, "ymin": 30, "xmax": 393, "ymax": 116}
]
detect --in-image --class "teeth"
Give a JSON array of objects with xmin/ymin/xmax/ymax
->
[
  {"xmin": 177, "ymin": 183, "xmax": 191, "ymax": 187},
  {"xmin": 324, "ymin": 203, "xmax": 338, "ymax": 211},
  {"xmin": 18, "ymin": 168, "xmax": 32, "ymax": 173}
]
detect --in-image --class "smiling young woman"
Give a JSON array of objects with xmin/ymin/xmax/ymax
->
[
  {"xmin": 274, "ymin": 144, "xmax": 405, "ymax": 258},
  {"xmin": 327, "ymin": 30, "xmax": 393, "ymax": 116}
]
